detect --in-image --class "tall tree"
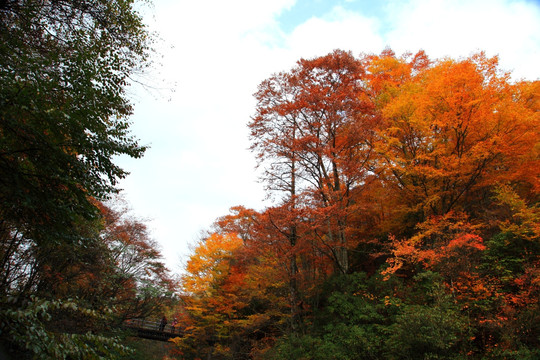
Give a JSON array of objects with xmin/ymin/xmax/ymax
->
[
  {"xmin": 251, "ymin": 66, "xmax": 307, "ymax": 327},
  {"xmin": 250, "ymin": 50, "xmax": 376, "ymax": 274}
]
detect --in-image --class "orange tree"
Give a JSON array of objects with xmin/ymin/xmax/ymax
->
[
  {"xmin": 175, "ymin": 225, "xmax": 289, "ymax": 360},
  {"xmin": 373, "ymin": 51, "xmax": 539, "ymax": 357},
  {"xmin": 370, "ymin": 52, "xmax": 538, "ymax": 224}
]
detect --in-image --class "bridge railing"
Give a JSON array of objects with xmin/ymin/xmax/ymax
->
[{"xmin": 124, "ymin": 318, "xmax": 183, "ymax": 336}]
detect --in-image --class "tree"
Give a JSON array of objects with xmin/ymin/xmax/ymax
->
[
  {"xmin": 250, "ymin": 50, "xmax": 377, "ymax": 274},
  {"xmin": 177, "ymin": 232, "xmax": 250, "ymax": 359},
  {"xmin": 372, "ymin": 53, "xmax": 539, "ymax": 221},
  {"xmin": 96, "ymin": 199, "xmax": 178, "ymax": 321},
  {"xmin": 176, "ymin": 211, "xmax": 299, "ymax": 359},
  {"xmin": 0, "ymin": 0, "xmax": 149, "ymax": 255},
  {"xmin": 251, "ymin": 69, "xmax": 306, "ymax": 326}
]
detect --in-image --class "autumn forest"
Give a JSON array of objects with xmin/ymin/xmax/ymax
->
[
  {"xmin": 173, "ymin": 49, "xmax": 539, "ymax": 360},
  {"xmin": 1, "ymin": 1, "xmax": 539, "ymax": 360}
]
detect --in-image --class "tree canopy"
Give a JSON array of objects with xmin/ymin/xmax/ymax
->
[{"xmin": 0, "ymin": 0, "xmax": 148, "ymax": 244}]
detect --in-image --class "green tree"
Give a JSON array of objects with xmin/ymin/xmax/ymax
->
[
  {"xmin": 0, "ymin": 1, "xmax": 155, "ymax": 357},
  {"xmin": 0, "ymin": 297, "xmax": 134, "ymax": 359},
  {"xmin": 0, "ymin": 0, "xmax": 149, "ymax": 255}
]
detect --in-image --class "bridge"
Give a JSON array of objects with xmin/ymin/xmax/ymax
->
[{"xmin": 124, "ymin": 318, "xmax": 182, "ymax": 342}]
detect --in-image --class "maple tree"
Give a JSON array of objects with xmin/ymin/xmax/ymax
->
[{"xmin": 250, "ymin": 50, "xmax": 378, "ymax": 275}]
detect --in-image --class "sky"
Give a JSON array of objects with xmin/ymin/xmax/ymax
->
[{"xmin": 117, "ymin": 0, "xmax": 540, "ymax": 273}]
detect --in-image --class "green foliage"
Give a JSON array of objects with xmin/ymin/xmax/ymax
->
[
  {"xmin": 0, "ymin": 297, "xmax": 133, "ymax": 359},
  {"xmin": 0, "ymin": 0, "xmax": 149, "ymax": 243},
  {"xmin": 472, "ymin": 231, "xmax": 540, "ymax": 355},
  {"xmin": 482, "ymin": 232, "xmax": 534, "ymax": 284},
  {"xmin": 382, "ymin": 273, "xmax": 470, "ymax": 359},
  {"xmin": 268, "ymin": 273, "xmax": 392, "ymax": 360},
  {"xmin": 385, "ymin": 302, "xmax": 469, "ymax": 360},
  {"xmin": 267, "ymin": 272, "xmax": 473, "ymax": 360},
  {"xmin": 485, "ymin": 347, "xmax": 540, "ymax": 360}
]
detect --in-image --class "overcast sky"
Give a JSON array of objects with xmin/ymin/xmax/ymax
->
[{"xmin": 117, "ymin": 0, "xmax": 540, "ymax": 273}]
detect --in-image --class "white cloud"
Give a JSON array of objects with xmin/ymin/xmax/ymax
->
[
  {"xmin": 385, "ymin": 0, "xmax": 540, "ymax": 79},
  {"xmin": 286, "ymin": 6, "xmax": 384, "ymax": 58}
]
